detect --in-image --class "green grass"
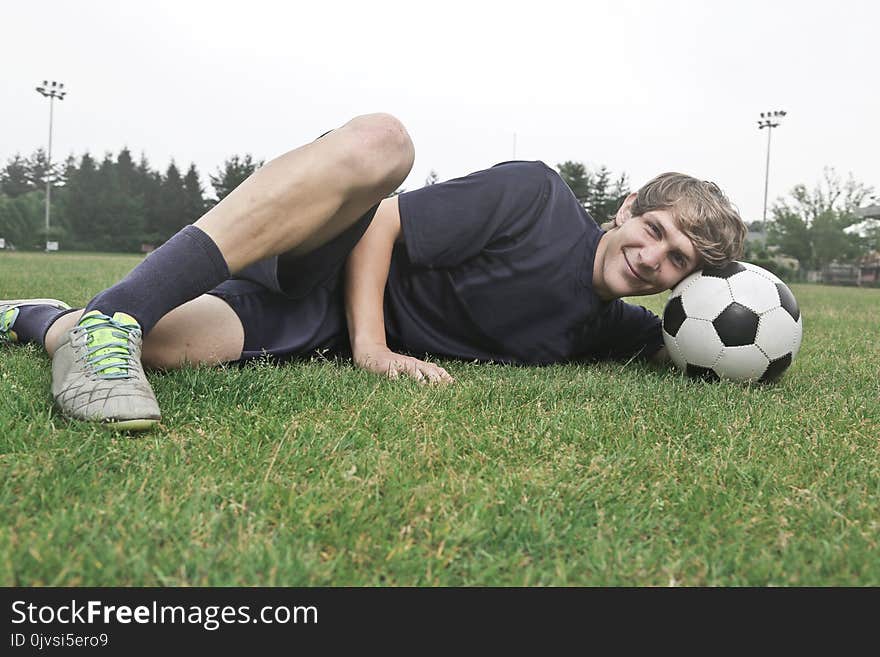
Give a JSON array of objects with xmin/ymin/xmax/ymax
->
[{"xmin": 1, "ymin": 251, "xmax": 878, "ymax": 586}]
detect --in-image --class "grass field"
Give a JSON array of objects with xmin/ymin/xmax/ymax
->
[{"xmin": 1, "ymin": 251, "xmax": 878, "ymax": 586}]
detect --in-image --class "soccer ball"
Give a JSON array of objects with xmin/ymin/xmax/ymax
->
[{"xmin": 662, "ymin": 261, "xmax": 803, "ymax": 383}]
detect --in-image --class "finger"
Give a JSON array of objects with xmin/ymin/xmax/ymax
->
[
  {"xmin": 423, "ymin": 368, "xmax": 442, "ymax": 384},
  {"xmin": 409, "ymin": 360, "xmax": 437, "ymax": 384},
  {"xmin": 435, "ymin": 366, "xmax": 455, "ymax": 384},
  {"xmin": 421, "ymin": 365, "xmax": 453, "ymax": 385}
]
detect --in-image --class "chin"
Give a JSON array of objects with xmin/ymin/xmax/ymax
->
[{"xmin": 611, "ymin": 279, "xmax": 641, "ymax": 299}]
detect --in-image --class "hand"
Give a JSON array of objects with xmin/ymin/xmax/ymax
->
[{"xmin": 353, "ymin": 343, "xmax": 454, "ymax": 385}]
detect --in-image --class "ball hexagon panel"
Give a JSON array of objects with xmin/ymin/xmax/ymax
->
[
  {"xmin": 714, "ymin": 344, "xmax": 770, "ymax": 381},
  {"xmin": 674, "ymin": 318, "xmax": 723, "ymax": 368},
  {"xmin": 701, "ymin": 261, "xmax": 747, "ymax": 279},
  {"xmin": 728, "ymin": 270, "xmax": 781, "ymax": 314},
  {"xmin": 669, "ymin": 269, "xmax": 703, "ymax": 298},
  {"xmin": 755, "ymin": 307, "xmax": 802, "ymax": 360},
  {"xmin": 713, "ymin": 302, "xmax": 760, "ymax": 347},
  {"xmin": 679, "ymin": 275, "xmax": 733, "ymax": 320}
]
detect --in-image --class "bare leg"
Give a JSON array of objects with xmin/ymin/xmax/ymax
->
[
  {"xmin": 196, "ymin": 112, "xmax": 414, "ymax": 273},
  {"xmin": 45, "ymin": 295, "xmax": 244, "ymax": 368},
  {"xmin": 46, "ymin": 114, "xmax": 410, "ymax": 428}
]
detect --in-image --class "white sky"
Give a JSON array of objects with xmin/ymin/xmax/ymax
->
[{"xmin": 2, "ymin": 0, "xmax": 877, "ymax": 222}]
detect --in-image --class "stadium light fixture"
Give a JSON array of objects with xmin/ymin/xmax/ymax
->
[
  {"xmin": 757, "ymin": 109, "xmax": 787, "ymax": 223},
  {"xmin": 35, "ymin": 80, "xmax": 67, "ymax": 252}
]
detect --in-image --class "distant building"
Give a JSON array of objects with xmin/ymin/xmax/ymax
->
[
  {"xmin": 859, "ymin": 251, "xmax": 880, "ymax": 286},
  {"xmin": 848, "ymin": 204, "xmax": 880, "ymax": 240},
  {"xmin": 822, "ymin": 262, "xmax": 860, "ymax": 286},
  {"xmin": 856, "ymin": 204, "xmax": 880, "ymax": 219},
  {"xmin": 746, "ymin": 222, "xmax": 767, "ymax": 246}
]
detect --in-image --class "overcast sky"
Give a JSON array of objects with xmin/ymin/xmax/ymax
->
[{"xmin": 3, "ymin": 0, "xmax": 877, "ymax": 222}]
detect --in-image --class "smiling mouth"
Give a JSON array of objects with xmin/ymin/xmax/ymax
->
[{"xmin": 624, "ymin": 252, "xmax": 649, "ymax": 283}]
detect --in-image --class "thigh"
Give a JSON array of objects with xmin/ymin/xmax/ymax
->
[
  {"xmin": 142, "ymin": 294, "xmax": 244, "ymax": 369},
  {"xmin": 276, "ymin": 201, "xmax": 379, "ymax": 298},
  {"xmin": 209, "ymin": 279, "xmax": 348, "ymax": 363}
]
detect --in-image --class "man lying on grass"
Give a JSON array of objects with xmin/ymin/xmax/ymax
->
[{"xmin": 0, "ymin": 113, "xmax": 746, "ymax": 430}]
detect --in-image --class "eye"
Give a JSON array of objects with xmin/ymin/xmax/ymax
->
[
  {"xmin": 647, "ymin": 223, "xmax": 661, "ymax": 237},
  {"xmin": 672, "ymin": 253, "xmax": 688, "ymax": 268}
]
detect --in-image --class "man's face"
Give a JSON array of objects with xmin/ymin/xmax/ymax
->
[{"xmin": 592, "ymin": 195, "xmax": 700, "ymax": 300}]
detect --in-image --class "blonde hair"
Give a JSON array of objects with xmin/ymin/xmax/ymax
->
[{"xmin": 601, "ymin": 173, "xmax": 747, "ymax": 268}]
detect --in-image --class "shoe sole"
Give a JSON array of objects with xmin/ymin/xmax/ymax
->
[
  {"xmin": 0, "ymin": 298, "xmax": 71, "ymax": 310},
  {"xmin": 1, "ymin": 299, "xmax": 72, "ymax": 344},
  {"xmin": 106, "ymin": 418, "xmax": 159, "ymax": 432}
]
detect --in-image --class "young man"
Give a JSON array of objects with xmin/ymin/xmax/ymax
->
[{"xmin": 0, "ymin": 113, "xmax": 746, "ymax": 430}]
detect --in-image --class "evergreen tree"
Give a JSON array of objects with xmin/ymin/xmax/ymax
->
[
  {"xmin": 57, "ymin": 152, "xmax": 100, "ymax": 249},
  {"xmin": 556, "ymin": 161, "xmax": 630, "ymax": 225},
  {"xmin": 182, "ymin": 163, "xmax": 206, "ymax": 224},
  {"xmin": 155, "ymin": 162, "xmax": 188, "ymax": 242},
  {"xmin": 557, "ymin": 161, "xmax": 591, "ymax": 200},
  {"xmin": 0, "ymin": 192, "xmax": 46, "ymax": 249},
  {"xmin": 60, "ymin": 154, "xmax": 78, "ymax": 188},
  {"xmin": 115, "ymin": 148, "xmax": 140, "ymax": 196},
  {"xmin": 136, "ymin": 154, "xmax": 163, "ymax": 246},
  {"xmin": 208, "ymin": 154, "xmax": 261, "ymax": 206},
  {"xmin": 97, "ymin": 153, "xmax": 145, "ymax": 251},
  {"xmin": 26, "ymin": 148, "xmax": 57, "ymax": 190},
  {"xmin": 1, "ymin": 154, "xmax": 33, "ymax": 197},
  {"xmin": 425, "ymin": 170, "xmax": 439, "ymax": 186},
  {"xmin": 588, "ymin": 166, "xmax": 629, "ymax": 225}
]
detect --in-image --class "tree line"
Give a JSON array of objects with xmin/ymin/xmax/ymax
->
[
  {"xmin": 0, "ymin": 150, "xmax": 630, "ymax": 253},
  {"xmin": 2, "ymin": 149, "xmax": 875, "ymax": 277},
  {"xmin": 0, "ymin": 149, "xmax": 261, "ymax": 252}
]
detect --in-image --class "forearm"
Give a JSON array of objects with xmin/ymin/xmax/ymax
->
[{"xmin": 344, "ymin": 197, "xmax": 401, "ymax": 357}]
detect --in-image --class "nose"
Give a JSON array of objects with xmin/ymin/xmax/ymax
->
[{"xmin": 640, "ymin": 244, "xmax": 663, "ymax": 271}]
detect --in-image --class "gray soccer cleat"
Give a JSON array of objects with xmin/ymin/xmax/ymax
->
[
  {"xmin": 0, "ymin": 299, "xmax": 71, "ymax": 343},
  {"xmin": 51, "ymin": 310, "xmax": 161, "ymax": 431}
]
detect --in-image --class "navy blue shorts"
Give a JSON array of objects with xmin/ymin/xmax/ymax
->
[{"xmin": 206, "ymin": 203, "xmax": 379, "ymax": 362}]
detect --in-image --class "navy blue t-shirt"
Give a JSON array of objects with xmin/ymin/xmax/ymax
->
[{"xmin": 386, "ymin": 161, "xmax": 663, "ymax": 365}]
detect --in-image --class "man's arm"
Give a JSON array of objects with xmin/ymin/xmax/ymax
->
[{"xmin": 344, "ymin": 196, "xmax": 453, "ymax": 384}]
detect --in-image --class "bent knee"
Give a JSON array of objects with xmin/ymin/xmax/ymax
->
[{"xmin": 341, "ymin": 113, "xmax": 415, "ymax": 192}]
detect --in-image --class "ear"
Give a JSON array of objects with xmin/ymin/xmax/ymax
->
[{"xmin": 614, "ymin": 192, "xmax": 638, "ymax": 227}]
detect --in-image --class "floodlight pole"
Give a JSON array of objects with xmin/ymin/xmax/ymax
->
[
  {"xmin": 757, "ymin": 109, "xmax": 786, "ymax": 223},
  {"xmin": 35, "ymin": 80, "xmax": 67, "ymax": 252}
]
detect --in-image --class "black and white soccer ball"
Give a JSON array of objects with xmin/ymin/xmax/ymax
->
[{"xmin": 662, "ymin": 261, "xmax": 803, "ymax": 383}]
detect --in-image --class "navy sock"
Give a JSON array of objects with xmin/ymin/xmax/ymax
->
[
  {"xmin": 83, "ymin": 225, "xmax": 230, "ymax": 335},
  {"xmin": 8, "ymin": 306, "xmax": 79, "ymax": 347}
]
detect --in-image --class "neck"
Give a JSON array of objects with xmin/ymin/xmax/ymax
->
[{"xmin": 592, "ymin": 232, "xmax": 614, "ymax": 301}]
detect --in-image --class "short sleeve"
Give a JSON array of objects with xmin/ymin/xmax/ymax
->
[
  {"xmin": 397, "ymin": 161, "xmax": 553, "ymax": 268},
  {"xmin": 584, "ymin": 301, "xmax": 664, "ymax": 362}
]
